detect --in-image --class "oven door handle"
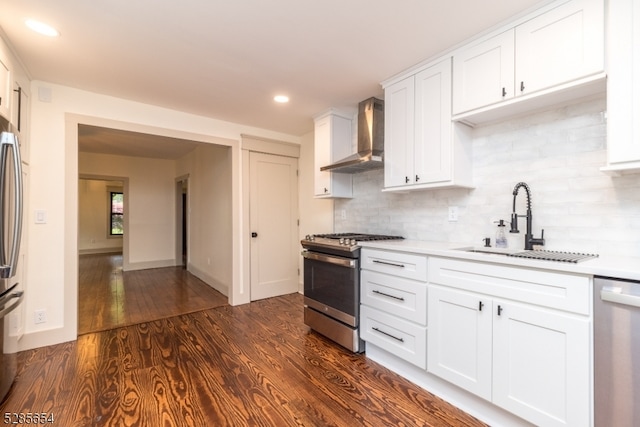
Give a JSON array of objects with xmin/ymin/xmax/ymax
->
[{"xmin": 301, "ymin": 251, "xmax": 357, "ymax": 268}]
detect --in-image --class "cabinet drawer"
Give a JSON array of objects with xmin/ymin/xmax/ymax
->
[
  {"xmin": 429, "ymin": 257, "xmax": 590, "ymax": 315},
  {"xmin": 361, "ymin": 270, "xmax": 427, "ymax": 324},
  {"xmin": 361, "ymin": 248, "xmax": 427, "ymax": 281},
  {"xmin": 360, "ymin": 305, "xmax": 427, "ymax": 369}
]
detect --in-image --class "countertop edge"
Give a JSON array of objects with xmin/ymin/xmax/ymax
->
[{"xmin": 359, "ymin": 240, "xmax": 640, "ymax": 282}]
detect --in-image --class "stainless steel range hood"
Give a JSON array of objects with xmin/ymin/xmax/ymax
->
[{"xmin": 320, "ymin": 97, "xmax": 384, "ymax": 174}]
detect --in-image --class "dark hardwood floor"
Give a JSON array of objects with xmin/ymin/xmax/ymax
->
[
  {"xmin": 78, "ymin": 253, "xmax": 228, "ymax": 335},
  {"xmin": 0, "ymin": 254, "xmax": 487, "ymax": 426}
]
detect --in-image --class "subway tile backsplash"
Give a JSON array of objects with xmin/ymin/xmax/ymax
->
[{"xmin": 334, "ymin": 96, "xmax": 640, "ymax": 258}]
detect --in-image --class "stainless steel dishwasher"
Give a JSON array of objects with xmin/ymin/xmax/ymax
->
[{"xmin": 594, "ymin": 276, "xmax": 640, "ymax": 427}]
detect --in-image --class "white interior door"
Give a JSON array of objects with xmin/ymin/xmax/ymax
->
[{"xmin": 249, "ymin": 152, "xmax": 298, "ymax": 301}]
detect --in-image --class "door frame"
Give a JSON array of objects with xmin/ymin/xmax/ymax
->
[
  {"xmin": 241, "ymin": 135, "xmax": 300, "ymax": 301},
  {"xmin": 175, "ymin": 175, "xmax": 189, "ymax": 268}
]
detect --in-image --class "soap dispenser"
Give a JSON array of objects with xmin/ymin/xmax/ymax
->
[{"xmin": 495, "ymin": 220, "xmax": 508, "ymax": 248}]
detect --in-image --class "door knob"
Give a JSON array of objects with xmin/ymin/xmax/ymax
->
[{"xmin": 251, "ymin": 232, "xmax": 258, "ymax": 238}]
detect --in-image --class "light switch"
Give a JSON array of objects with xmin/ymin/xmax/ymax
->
[{"xmin": 35, "ymin": 209, "xmax": 47, "ymax": 224}]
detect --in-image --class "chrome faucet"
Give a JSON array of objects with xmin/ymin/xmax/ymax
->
[{"xmin": 510, "ymin": 182, "xmax": 545, "ymax": 250}]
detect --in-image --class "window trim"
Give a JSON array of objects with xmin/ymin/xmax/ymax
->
[{"xmin": 108, "ymin": 190, "xmax": 124, "ymax": 237}]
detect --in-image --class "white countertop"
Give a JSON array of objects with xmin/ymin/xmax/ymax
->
[{"xmin": 359, "ymin": 239, "xmax": 640, "ymax": 282}]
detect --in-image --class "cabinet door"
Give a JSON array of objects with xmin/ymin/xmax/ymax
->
[
  {"xmin": 515, "ymin": 0, "xmax": 604, "ymax": 96},
  {"xmin": 314, "ymin": 115, "xmax": 332, "ymax": 197},
  {"xmin": 605, "ymin": 0, "xmax": 640, "ymax": 170},
  {"xmin": 414, "ymin": 59, "xmax": 453, "ymax": 184},
  {"xmin": 492, "ymin": 301, "xmax": 590, "ymax": 427},
  {"xmin": 427, "ymin": 286, "xmax": 492, "ymax": 400},
  {"xmin": 384, "ymin": 76, "xmax": 415, "ymax": 188},
  {"xmin": 452, "ymin": 30, "xmax": 515, "ymax": 114},
  {"xmin": 0, "ymin": 57, "xmax": 10, "ymax": 120},
  {"xmin": 313, "ymin": 113, "xmax": 352, "ymax": 198}
]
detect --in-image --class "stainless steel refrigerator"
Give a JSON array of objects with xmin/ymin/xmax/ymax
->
[{"xmin": 0, "ymin": 122, "xmax": 24, "ymax": 403}]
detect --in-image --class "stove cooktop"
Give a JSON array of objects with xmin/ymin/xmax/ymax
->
[{"xmin": 301, "ymin": 233, "xmax": 404, "ymax": 253}]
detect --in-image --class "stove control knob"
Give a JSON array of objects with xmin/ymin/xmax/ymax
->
[
  {"xmin": 339, "ymin": 238, "xmax": 345, "ymax": 245},
  {"xmin": 350, "ymin": 239, "xmax": 357, "ymax": 245}
]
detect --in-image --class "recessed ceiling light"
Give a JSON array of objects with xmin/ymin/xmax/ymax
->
[
  {"xmin": 25, "ymin": 19, "xmax": 60, "ymax": 37},
  {"xmin": 274, "ymin": 95, "xmax": 289, "ymax": 103}
]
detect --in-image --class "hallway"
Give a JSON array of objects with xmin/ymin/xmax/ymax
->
[{"xmin": 78, "ymin": 253, "xmax": 228, "ymax": 334}]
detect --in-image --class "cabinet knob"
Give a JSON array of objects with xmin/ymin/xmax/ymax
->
[
  {"xmin": 324, "ymin": 187, "xmax": 328, "ymax": 193},
  {"xmin": 405, "ymin": 176, "xmax": 410, "ymax": 184},
  {"xmin": 251, "ymin": 232, "xmax": 258, "ymax": 238},
  {"xmin": 502, "ymin": 87, "xmax": 507, "ymax": 97},
  {"xmin": 415, "ymin": 175, "xmax": 420, "ymax": 182},
  {"xmin": 520, "ymin": 81, "xmax": 525, "ymax": 92}
]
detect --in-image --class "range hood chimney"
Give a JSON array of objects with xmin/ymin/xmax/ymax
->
[{"xmin": 320, "ymin": 97, "xmax": 384, "ymax": 174}]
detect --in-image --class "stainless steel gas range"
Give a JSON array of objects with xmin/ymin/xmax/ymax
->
[{"xmin": 301, "ymin": 233, "xmax": 403, "ymax": 352}]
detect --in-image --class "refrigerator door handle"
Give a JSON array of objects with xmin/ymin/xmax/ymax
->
[
  {"xmin": 0, "ymin": 282, "xmax": 19, "ymax": 305},
  {"xmin": 0, "ymin": 131, "xmax": 23, "ymax": 279},
  {"xmin": 0, "ymin": 290, "xmax": 23, "ymax": 318}
]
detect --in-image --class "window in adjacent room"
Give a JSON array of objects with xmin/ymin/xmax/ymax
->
[{"xmin": 110, "ymin": 191, "xmax": 124, "ymax": 236}]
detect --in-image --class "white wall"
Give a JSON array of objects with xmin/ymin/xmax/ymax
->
[
  {"xmin": 78, "ymin": 179, "xmax": 123, "ymax": 254},
  {"xmin": 176, "ymin": 144, "xmax": 233, "ymax": 296},
  {"xmin": 21, "ymin": 80, "xmax": 301, "ymax": 351},
  {"xmin": 335, "ymin": 96, "xmax": 640, "ymax": 258},
  {"xmin": 79, "ymin": 152, "xmax": 178, "ymax": 268}
]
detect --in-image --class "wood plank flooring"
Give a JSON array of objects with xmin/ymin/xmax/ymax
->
[
  {"xmin": 78, "ymin": 254, "xmax": 228, "ymax": 335},
  {"xmin": 1, "ymin": 293, "xmax": 487, "ymax": 426}
]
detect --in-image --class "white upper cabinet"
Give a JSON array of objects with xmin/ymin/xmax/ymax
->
[
  {"xmin": 384, "ymin": 73, "xmax": 415, "ymax": 188},
  {"xmin": 384, "ymin": 58, "xmax": 472, "ymax": 191},
  {"xmin": 453, "ymin": 30, "xmax": 515, "ymax": 114},
  {"xmin": 602, "ymin": 0, "xmax": 640, "ymax": 173},
  {"xmin": 313, "ymin": 110, "xmax": 353, "ymax": 198},
  {"xmin": 515, "ymin": 0, "xmax": 604, "ymax": 95},
  {"xmin": 452, "ymin": 0, "xmax": 604, "ymax": 120},
  {"xmin": 0, "ymin": 55, "xmax": 10, "ymax": 121}
]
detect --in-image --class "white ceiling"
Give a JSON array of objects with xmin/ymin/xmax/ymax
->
[
  {"xmin": 78, "ymin": 125, "xmax": 203, "ymax": 160},
  {"xmin": 0, "ymin": 0, "xmax": 542, "ymax": 155}
]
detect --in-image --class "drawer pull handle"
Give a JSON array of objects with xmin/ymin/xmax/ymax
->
[
  {"xmin": 372, "ymin": 327, "xmax": 404, "ymax": 342},
  {"xmin": 497, "ymin": 305, "xmax": 503, "ymax": 316},
  {"xmin": 372, "ymin": 260, "xmax": 405, "ymax": 268},
  {"xmin": 372, "ymin": 290, "xmax": 405, "ymax": 301},
  {"xmin": 478, "ymin": 301, "xmax": 484, "ymax": 311}
]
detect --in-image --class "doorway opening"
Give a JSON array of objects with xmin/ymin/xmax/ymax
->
[{"xmin": 176, "ymin": 176, "xmax": 189, "ymax": 268}]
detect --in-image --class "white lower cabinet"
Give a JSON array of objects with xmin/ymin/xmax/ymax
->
[
  {"xmin": 492, "ymin": 299, "xmax": 590, "ymax": 427},
  {"xmin": 428, "ymin": 258, "xmax": 591, "ymax": 427},
  {"xmin": 360, "ymin": 305, "xmax": 427, "ymax": 369},
  {"xmin": 427, "ymin": 286, "xmax": 492, "ymax": 399},
  {"xmin": 360, "ymin": 249, "xmax": 428, "ymax": 369}
]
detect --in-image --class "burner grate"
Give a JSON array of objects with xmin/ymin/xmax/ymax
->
[{"xmin": 313, "ymin": 233, "xmax": 404, "ymax": 242}]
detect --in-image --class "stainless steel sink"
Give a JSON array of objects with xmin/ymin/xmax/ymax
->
[{"xmin": 456, "ymin": 247, "xmax": 599, "ymax": 263}]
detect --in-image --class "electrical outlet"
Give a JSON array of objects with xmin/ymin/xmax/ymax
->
[
  {"xmin": 448, "ymin": 206, "xmax": 459, "ymax": 222},
  {"xmin": 34, "ymin": 309, "xmax": 47, "ymax": 324},
  {"xmin": 340, "ymin": 210, "xmax": 347, "ymax": 220}
]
